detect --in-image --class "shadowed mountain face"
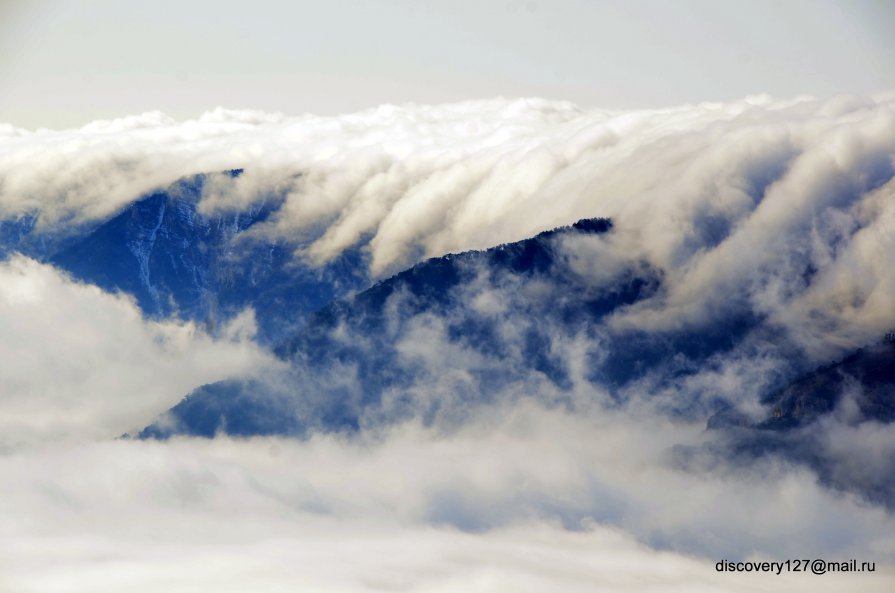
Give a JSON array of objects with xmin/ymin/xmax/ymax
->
[
  {"xmin": 2, "ymin": 173, "xmax": 369, "ymax": 344},
  {"xmin": 129, "ymin": 208, "xmax": 894, "ymax": 508},
  {"xmin": 710, "ymin": 338, "xmax": 895, "ymax": 431},
  {"xmin": 138, "ymin": 216, "xmax": 788, "ymax": 440},
  {"xmin": 695, "ymin": 338, "xmax": 895, "ymax": 507},
  {"xmin": 138, "ymin": 218, "xmax": 633, "ymax": 438},
  {"xmin": 0, "ymin": 214, "xmax": 39, "ymax": 256}
]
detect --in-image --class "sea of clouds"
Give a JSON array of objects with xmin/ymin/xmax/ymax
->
[{"xmin": 1, "ymin": 93, "xmax": 894, "ymax": 591}]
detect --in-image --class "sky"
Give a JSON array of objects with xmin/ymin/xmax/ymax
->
[{"xmin": 1, "ymin": 0, "xmax": 894, "ymax": 128}]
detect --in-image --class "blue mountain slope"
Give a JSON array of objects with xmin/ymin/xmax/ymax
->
[
  {"xmin": 2, "ymin": 173, "xmax": 369, "ymax": 343},
  {"xmin": 0, "ymin": 213, "xmax": 38, "ymax": 257},
  {"xmin": 710, "ymin": 337, "xmax": 895, "ymax": 431},
  {"xmin": 145, "ymin": 217, "xmax": 787, "ymax": 439},
  {"xmin": 138, "ymin": 214, "xmax": 895, "ymax": 510},
  {"xmin": 668, "ymin": 337, "xmax": 895, "ymax": 508}
]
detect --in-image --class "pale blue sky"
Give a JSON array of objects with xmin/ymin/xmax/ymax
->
[{"xmin": 1, "ymin": 0, "xmax": 894, "ymax": 128}]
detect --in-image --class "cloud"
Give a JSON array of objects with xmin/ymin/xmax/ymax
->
[
  {"xmin": 0, "ymin": 410, "xmax": 893, "ymax": 592},
  {"xmin": 3, "ymin": 94, "xmax": 894, "ymax": 360},
  {"xmin": 0, "ymin": 256, "xmax": 276, "ymax": 449}
]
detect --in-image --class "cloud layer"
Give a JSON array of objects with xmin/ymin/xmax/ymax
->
[
  {"xmin": 2, "ymin": 412, "xmax": 894, "ymax": 593},
  {"xmin": 0, "ymin": 256, "xmax": 274, "ymax": 449},
  {"xmin": 3, "ymin": 94, "xmax": 894, "ymax": 358}
]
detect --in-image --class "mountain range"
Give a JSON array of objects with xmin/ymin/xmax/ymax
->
[{"xmin": 2, "ymin": 174, "xmax": 892, "ymax": 506}]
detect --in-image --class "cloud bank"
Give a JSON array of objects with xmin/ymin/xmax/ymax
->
[
  {"xmin": 3, "ymin": 94, "xmax": 894, "ymax": 358},
  {"xmin": 1, "ymin": 412, "xmax": 893, "ymax": 593},
  {"xmin": 0, "ymin": 256, "xmax": 274, "ymax": 449}
]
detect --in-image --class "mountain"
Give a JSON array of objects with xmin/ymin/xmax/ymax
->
[
  {"xmin": 132, "ymin": 212, "xmax": 895, "ymax": 510},
  {"xmin": 139, "ymin": 217, "xmax": 643, "ymax": 438},
  {"xmin": 710, "ymin": 336, "xmax": 895, "ymax": 431},
  {"xmin": 140, "ymin": 216, "xmax": 788, "ymax": 439},
  {"xmin": 0, "ymin": 213, "xmax": 39, "ymax": 257},
  {"xmin": 695, "ymin": 336, "xmax": 895, "ymax": 508}
]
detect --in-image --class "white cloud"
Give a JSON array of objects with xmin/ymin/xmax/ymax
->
[
  {"xmin": 0, "ymin": 408, "xmax": 893, "ymax": 592},
  {"xmin": 3, "ymin": 94, "xmax": 894, "ymax": 361},
  {"xmin": 0, "ymin": 256, "xmax": 276, "ymax": 449}
]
